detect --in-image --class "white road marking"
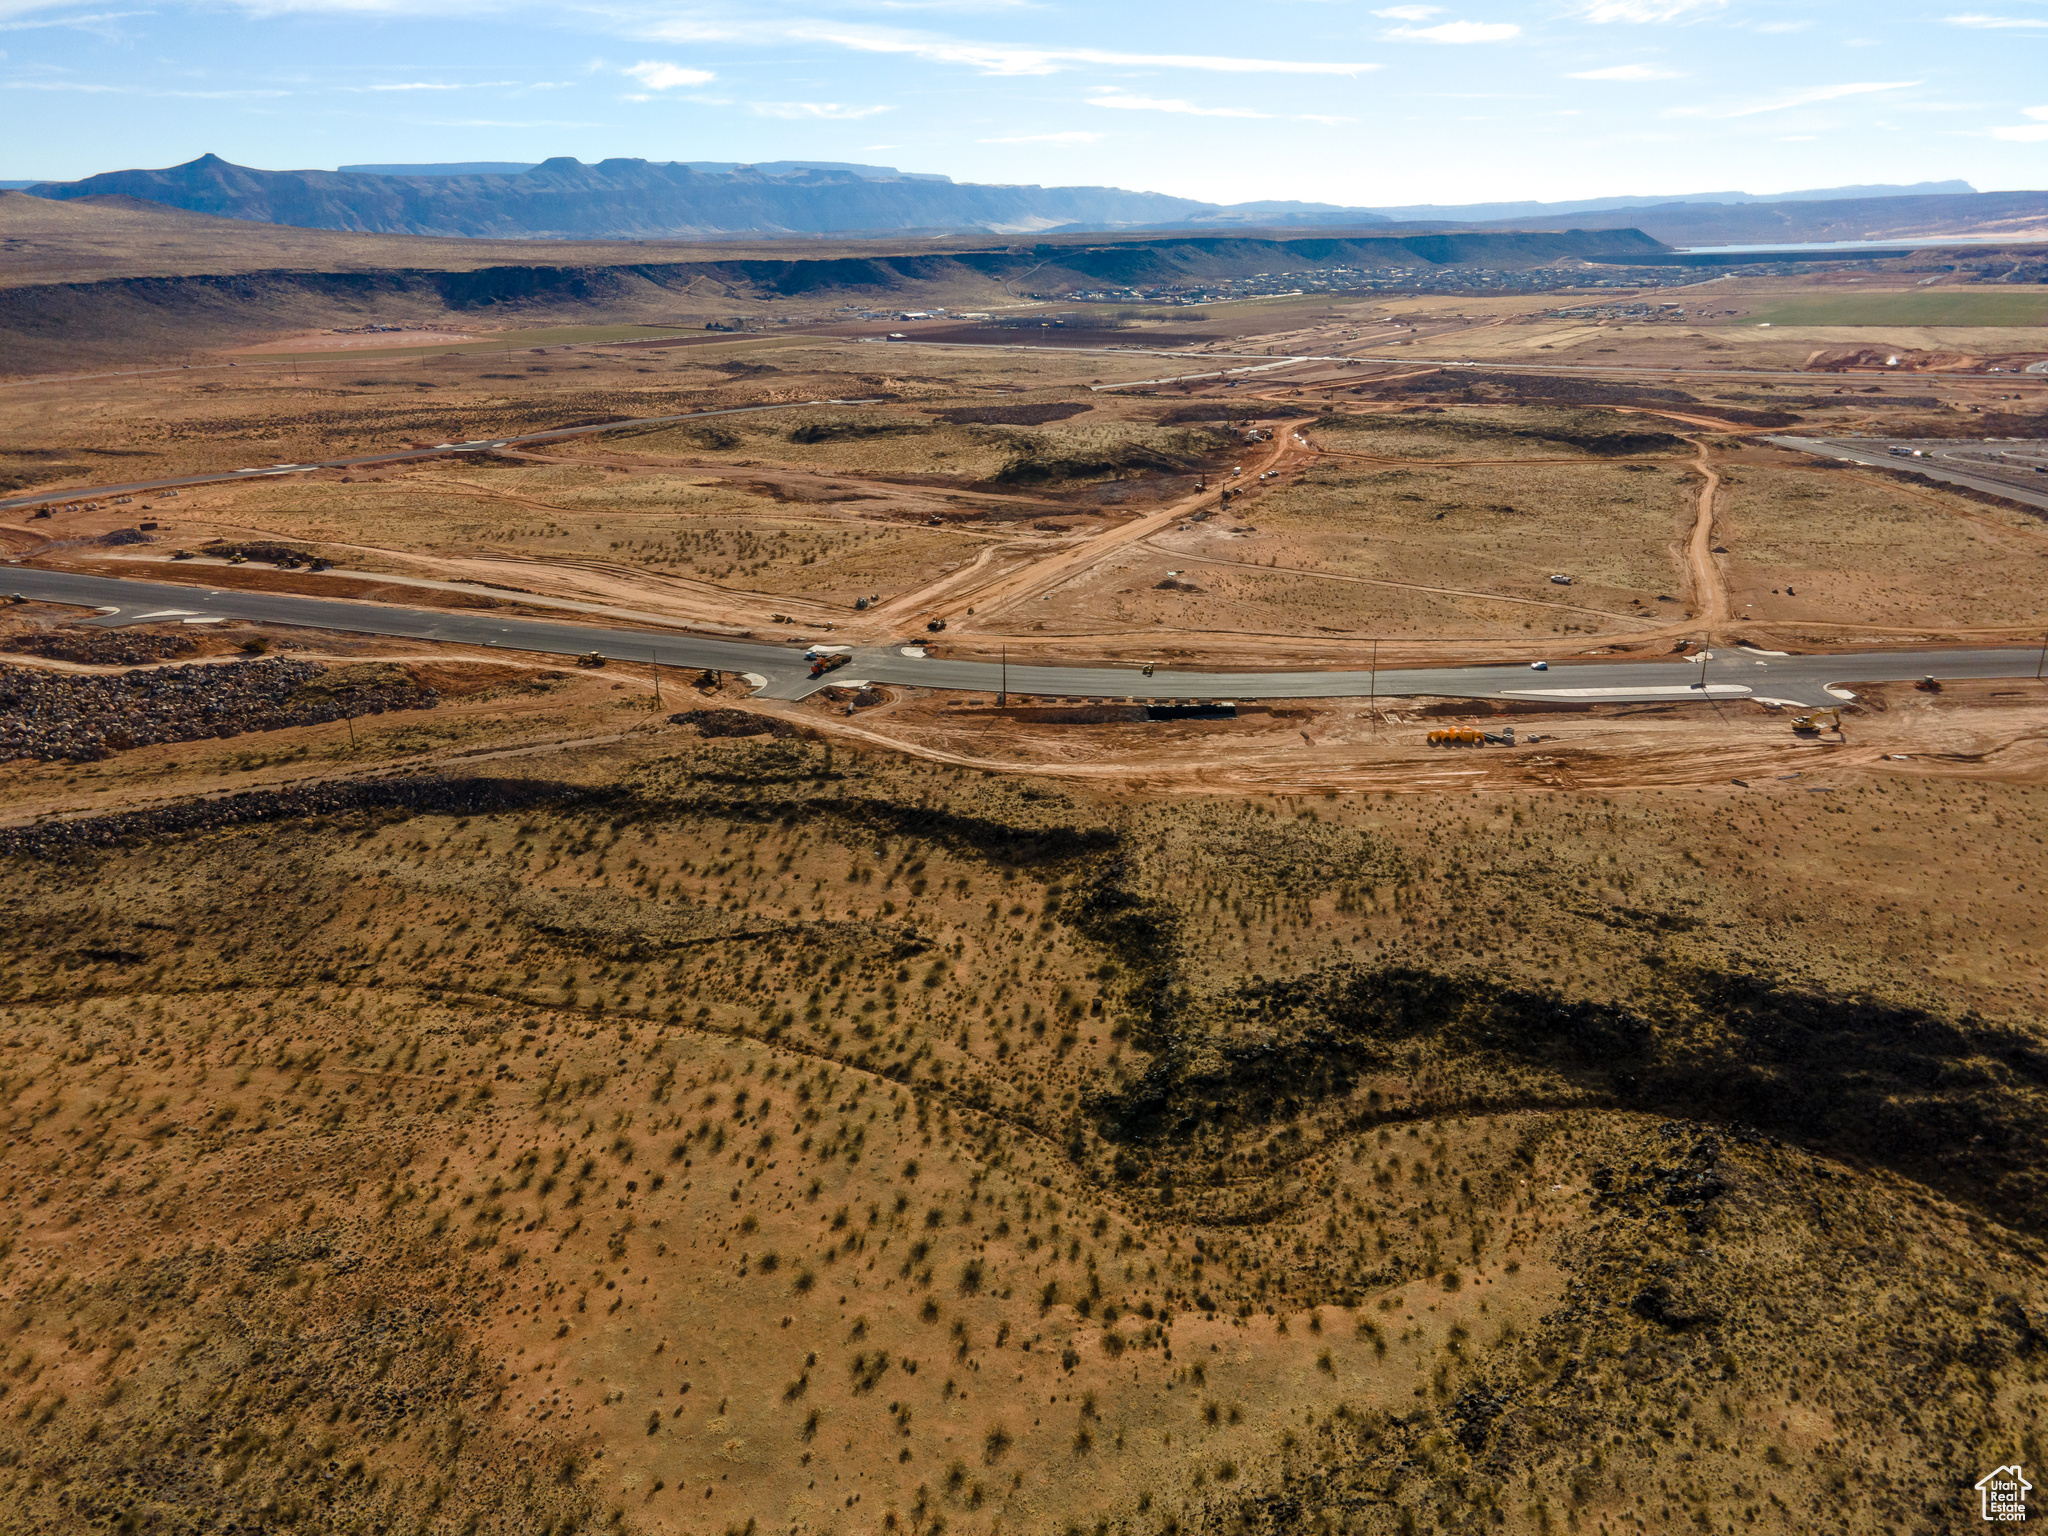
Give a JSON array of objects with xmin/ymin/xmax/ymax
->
[{"xmin": 1501, "ymin": 684, "xmax": 1754, "ymax": 699}]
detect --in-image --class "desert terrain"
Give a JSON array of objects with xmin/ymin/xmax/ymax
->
[{"xmin": 0, "ymin": 205, "xmax": 2045, "ymax": 1536}]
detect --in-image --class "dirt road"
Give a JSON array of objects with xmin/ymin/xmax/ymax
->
[
  {"xmin": 917, "ymin": 426, "xmax": 1305, "ymax": 630},
  {"xmin": 1684, "ymin": 439, "xmax": 1733, "ymax": 637}
]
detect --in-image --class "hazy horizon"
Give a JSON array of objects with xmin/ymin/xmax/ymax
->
[{"xmin": 4, "ymin": 0, "xmax": 2044, "ymax": 206}]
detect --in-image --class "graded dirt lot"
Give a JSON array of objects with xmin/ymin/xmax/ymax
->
[{"xmin": 2, "ymin": 237, "xmax": 2047, "ymax": 1536}]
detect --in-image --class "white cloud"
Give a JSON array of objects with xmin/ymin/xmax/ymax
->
[
  {"xmin": 978, "ymin": 130, "xmax": 1104, "ymax": 142},
  {"xmin": 750, "ymin": 100, "xmax": 893, "ymax": 119},
  {"xmin": 367, "ymin": 81, "xmax": 467, "ymax": 91},
  {"xmin": 1387, "ymin": 19, "xmax": 1519, "ymax": 41},
  {"xmin": 648, "ymin": 20, "xmax": 1376, "ymax": 77},
  {"xmin": 1566, "ymin": 62, "xmax": 1682, "ymax": 79},
  {"xmin": 1371, "ymin": 4, "xmax": 1440, "ymax": 16},
  {"xmin": 1753, "ymin": 19, "xmax": 1811, "ymax": 32},
  {"xmin": 1576, "ymin": 0, "xmax": 1725, "ymax": 21},
  {"xmin": 623, "ymin": 60, "xmax": 714, "ymax": 90},
  {"xmin": 1947, "ymin": 12, "xmax": 2048, "ymax": 27},
  {"xmin": 1667, "ymin": 80, "xmax": 1920, "ymax": 118},
  {"xmin": 1087, "ymin": 90, "xmax": 1270, "ymax": 117},
  {"xmin": 1990, "ymin": 106, "xmax": 2048, "ymax": 139},
  {"xmin": 0, "ymin": 9, "xmax": 149, "ymax": 31},
  {"xmin": 4, "ymin": 77, "xmax": 284, "ymax": 95},
  {"xmin": 421, "ymin": 117, "xmax": 605, "ymax": 127}
]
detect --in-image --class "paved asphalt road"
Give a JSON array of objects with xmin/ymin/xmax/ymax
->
[
  {"xmin": 0, "ymin": 398, "xmax": 877, "ymax": 513},
  {"xmin": 1766, "ymin": 435, "xmax": 2048, "ymax": 516},
  {"xmin": 854, "ymin": 339, "xmax": 2048, "ymax": 390},
  {"xmin": 4, "ymin": 566, "xmax": 2040, "ymax": 708}
]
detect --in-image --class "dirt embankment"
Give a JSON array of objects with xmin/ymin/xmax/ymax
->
[{"xmin": 0, "ymin": 227, "xmax": 1666, "ymax": 374}]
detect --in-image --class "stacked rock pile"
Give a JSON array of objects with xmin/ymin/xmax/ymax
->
[
  {"xmin": 0, "ymin": 659, "xmax": 439, "ymax": 763},
  {"xmin": 7, "ymin": 629, "xmax": 197, "ymax": 666},
  {"xmin": 0, "ymin": 775, "xmax": 599, "ymax": 860}
]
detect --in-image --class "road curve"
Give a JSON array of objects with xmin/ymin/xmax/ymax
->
[
  {"xmin": 1764, "ymin": 435, "xmax": 2048, "ymax": 517},
  {"xmin": 3, "ymin": 566, "xmax": 2040, "ymax": 710}
]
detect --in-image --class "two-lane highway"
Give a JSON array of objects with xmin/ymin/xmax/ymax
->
[
  {"xmin": 4, "ymin": 566, "xmax": 2039, "ymax": 708},
  {"xmin": 1765, "ymin": 434, "xmax": 2048, "ymax": 517},
  {"xmin": 3, "ymin": 567, "xmax": 815, "ymax": 689}
]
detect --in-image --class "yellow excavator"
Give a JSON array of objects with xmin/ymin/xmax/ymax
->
[{"xmin": 1791, "ymin": 707, "xmax": 1842, "ymax": 735}]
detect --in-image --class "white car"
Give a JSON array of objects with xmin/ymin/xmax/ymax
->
[{"xmin": 1530, "ymin": 661, "xmax": 1549, "ymax": 671}]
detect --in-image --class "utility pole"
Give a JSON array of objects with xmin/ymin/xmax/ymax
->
[
  {"xmin": 2038, "ymin": 630, "xmax": 2047, "ymax": 681},
  {"xmin": 1369, "ymin": 639, "xmax": 1379, "ymax": 735},
  {"xmin": 651, "ymin": 650, "xmax": 662, "ymax": 707},
  {"xmin": 999, "ymin": 645, "xmax": 1008, "ymax": 709}
]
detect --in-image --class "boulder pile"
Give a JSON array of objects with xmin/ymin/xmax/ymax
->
[
  {"xmin": 0, "ymin": 775, "xmax": 600, "ymax": 860},
  {"xmin": 7, "ymin": 628, "xmax": 197, "ymax": 666},
  {"xmin": 0, "ymin": 659, "xmax": 439, "ymax": 763}
]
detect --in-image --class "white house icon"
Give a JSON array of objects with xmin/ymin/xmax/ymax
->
[{"xmin": 1977, "ymin": 1464, "xmax": 2032, "ymax": 1522}]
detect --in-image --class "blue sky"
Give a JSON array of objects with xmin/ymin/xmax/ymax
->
[{"xmin": 4, "ymin": 0, "xmax": 2046, "ymax": 203}]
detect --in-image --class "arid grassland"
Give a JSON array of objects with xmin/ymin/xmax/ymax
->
[
  {"xmin": 1, "ymin": 735, "xmax": 2042, "ymax": 1536},
  {"xmin": 4, "ymin": 235, "xmax": 2048, "ymax": 1536}
]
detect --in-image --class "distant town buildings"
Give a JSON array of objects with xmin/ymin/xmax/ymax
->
[{"xmin": 1033, "ymin": 261, "xmax": 1717, "ymax": 307}]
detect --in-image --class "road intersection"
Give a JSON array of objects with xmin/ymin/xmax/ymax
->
[{"xmin": 4, "ymin": 566, "xmax": 2036, "ymax": 709}]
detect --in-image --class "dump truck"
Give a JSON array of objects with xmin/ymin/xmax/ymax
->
[{"xmin": 809, "ymin": 651, "xmax": 852, "ymax": 679}]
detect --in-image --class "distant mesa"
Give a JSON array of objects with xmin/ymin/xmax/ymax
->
[
  {"xmin": 13, "ymin": 155, "xmax": 2042, "ymax": 247},
  {"xmin": 20, "ymin": 154, "xmax": 1225, "ymax": 240},
  {"xmin": 335, "ymin": 160, "xmax": 957, "ymax": 182}
]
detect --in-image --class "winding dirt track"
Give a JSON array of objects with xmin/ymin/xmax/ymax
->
[
  {"xmin": 1683, "ymin": 439, "xmax": 1732, "ymax": 636},
  {"xmin": 64, "ymin": 374, "xmax": 2041, "ymax": 665}
]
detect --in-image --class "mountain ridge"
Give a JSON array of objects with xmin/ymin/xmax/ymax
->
[
  {"xmin": 24, "ymin": 154, "xmax": 1231, "ymax": 239},
  {"xmin": 21, "ymin": 155, "xmax": 2044, "ymax": 248}
]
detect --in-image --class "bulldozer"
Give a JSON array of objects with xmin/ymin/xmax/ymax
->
[{"xmin": 1791, "ymin": 708, "xmax": 1841, "ymax": 734}]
